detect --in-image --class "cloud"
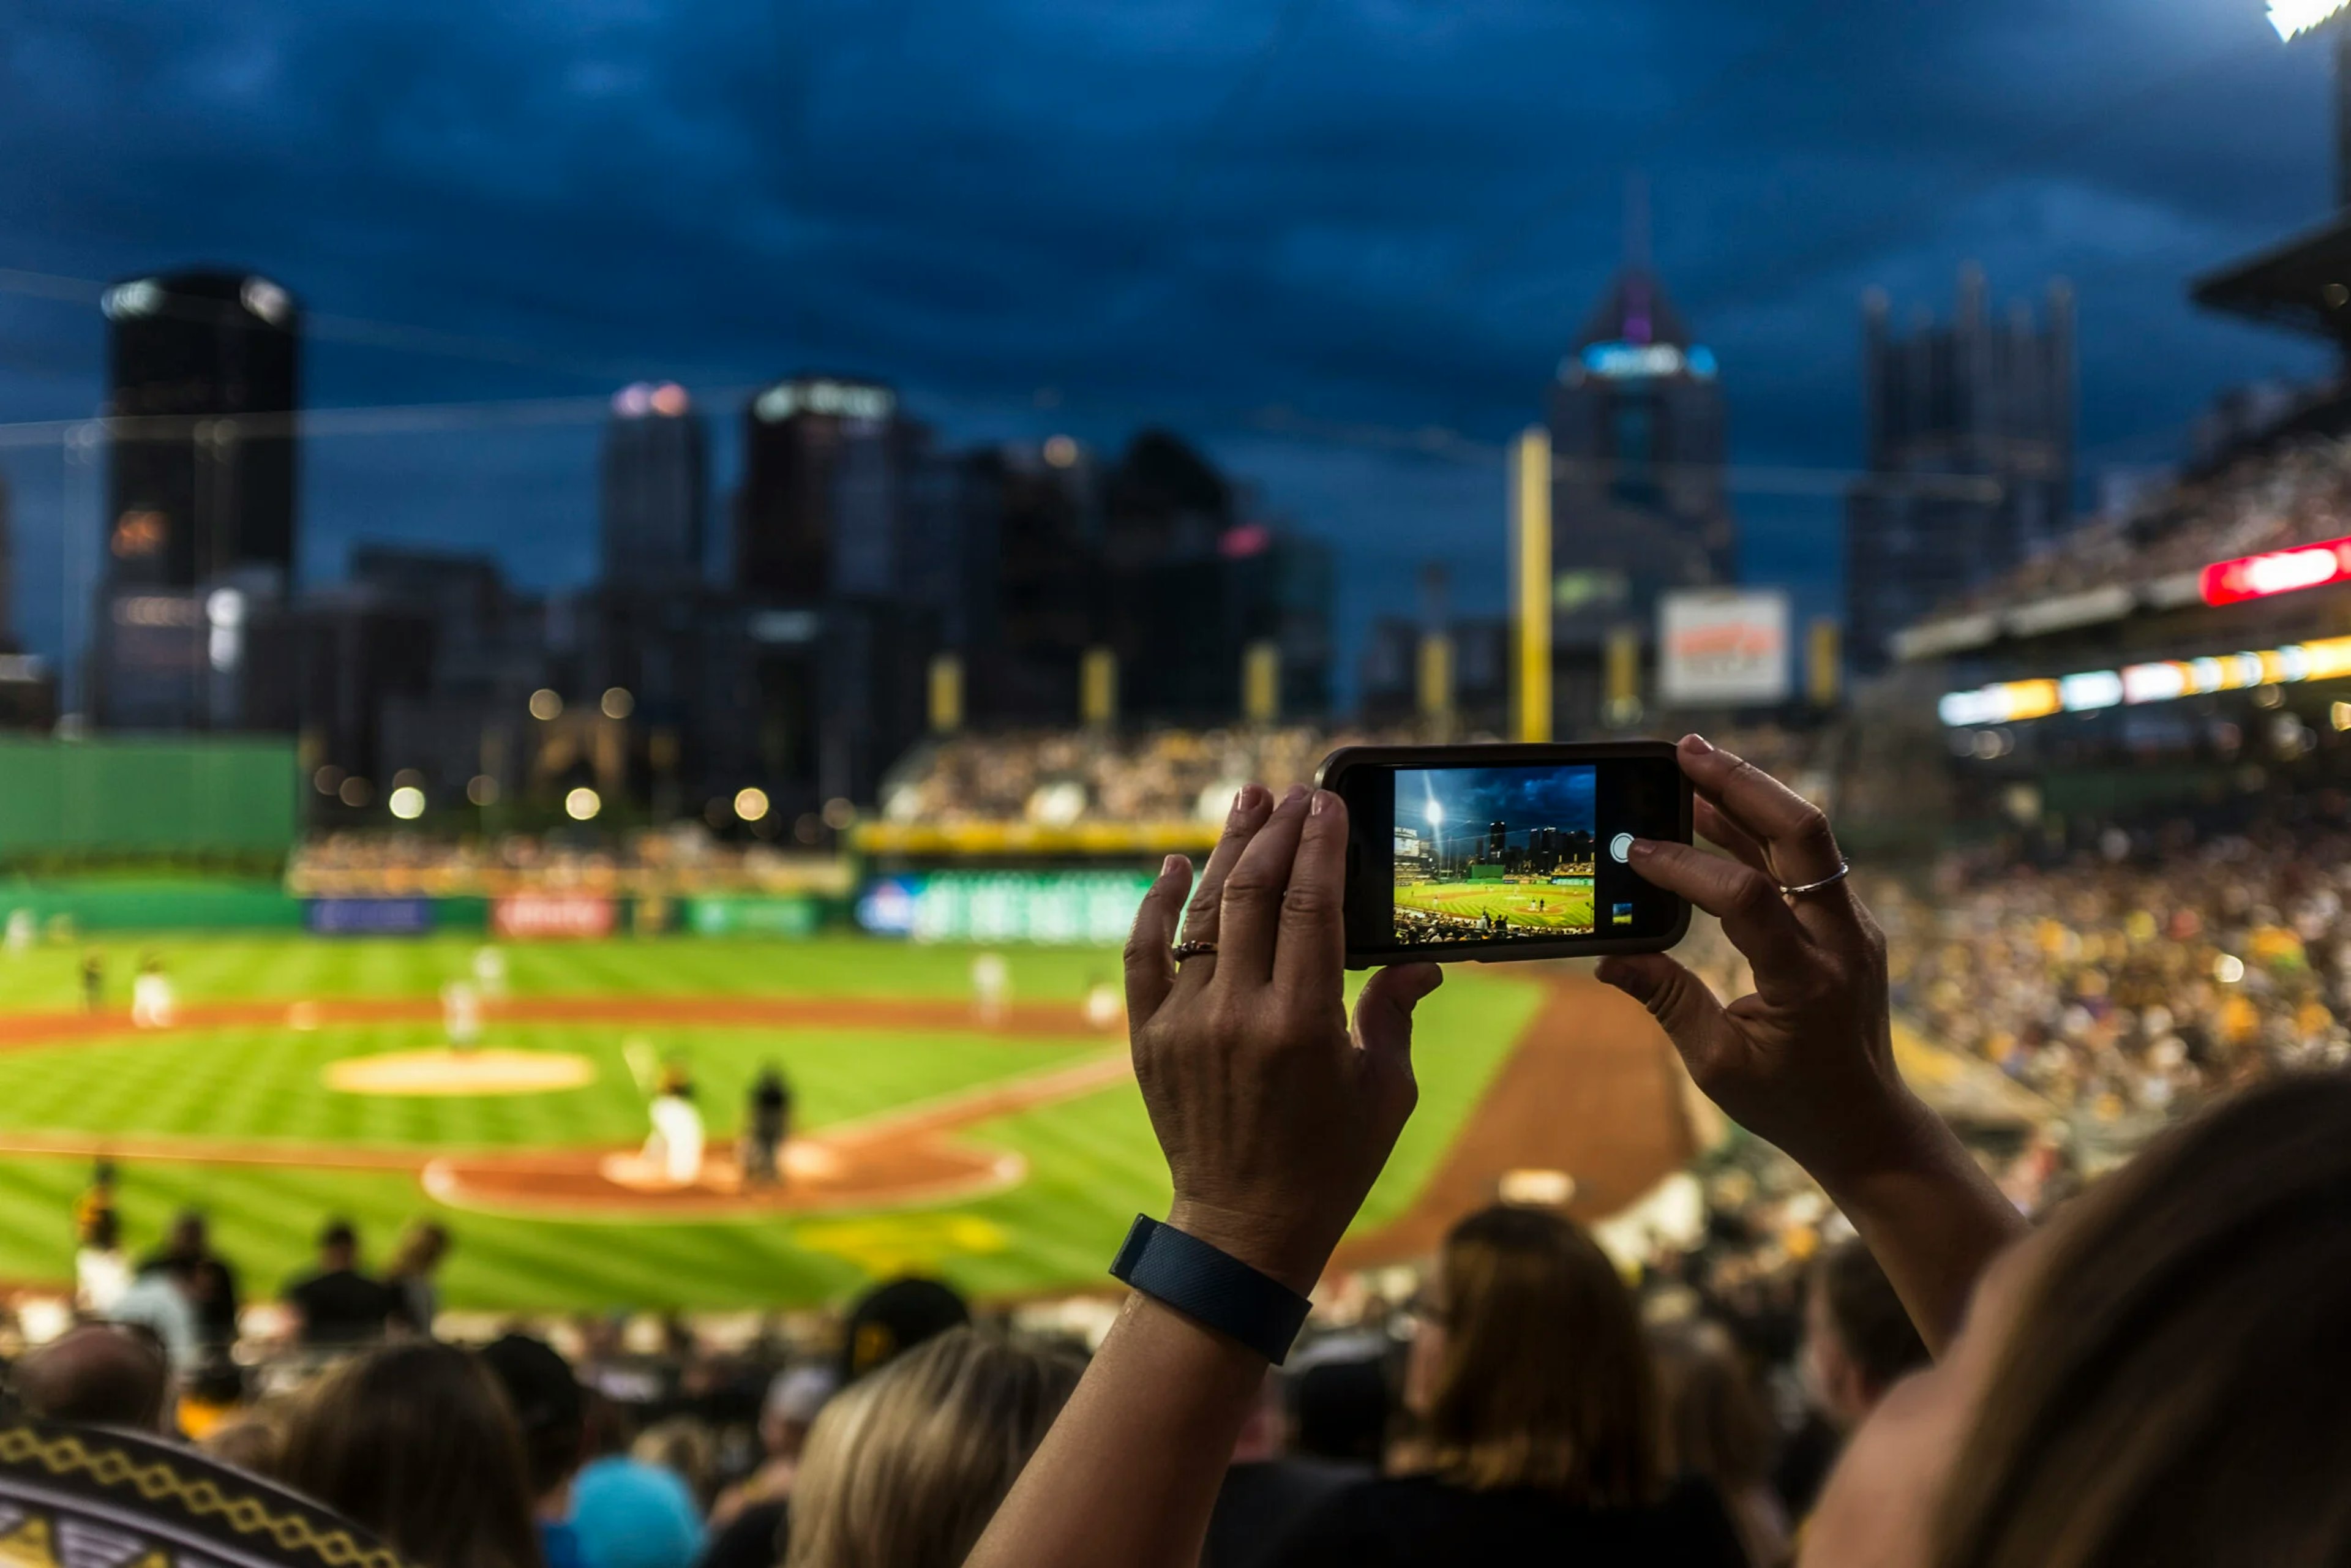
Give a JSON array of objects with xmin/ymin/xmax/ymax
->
[{"xmin": 0, "ymin": 0, "xmax": 2336, "ymax": 689}]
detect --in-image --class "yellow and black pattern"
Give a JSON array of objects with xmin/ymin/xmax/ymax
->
[{"xmin": 0, "ymin": 1419, "xmax": 410, "ymax": 1568}]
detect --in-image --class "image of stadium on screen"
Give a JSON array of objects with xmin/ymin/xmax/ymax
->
[{"xmin": 1390, "ymin": 764, "xmax": 1599, "ymax": 945}]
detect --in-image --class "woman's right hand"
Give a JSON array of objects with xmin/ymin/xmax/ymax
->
[
  {"xmin": 1596, "ymin": 734, "xmax": 1920, "ymax": 1184},
  {"xmin": 1600, "ymin": 735, "xmax": 2024, "ymax": 1355}
]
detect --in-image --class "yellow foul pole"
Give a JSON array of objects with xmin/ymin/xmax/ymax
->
[{"xmin": 1512, "ymin": 426, "xmax": 1553, "ymax": 742}]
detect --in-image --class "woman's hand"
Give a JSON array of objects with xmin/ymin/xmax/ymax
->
[
  {"xmin": 1601, "ymin": 734, "xmax": 2023, "ymax": 1352},
  {"xmin": 1123, "ymin": 784, "xmax": 1442, "ymax": 1293},
  {"xmin": 1596, "ymin": 734, "xmax": 1913, "ymax": 1182}
]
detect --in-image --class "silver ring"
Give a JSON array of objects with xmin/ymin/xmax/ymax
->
[
  {"xmin": 1171, "ymin": 940, "xmax": 1219, "ymax": 962},
  {"xmin": 1779, "ymin": 860, "xmax": 1851, "ymax": 897}
]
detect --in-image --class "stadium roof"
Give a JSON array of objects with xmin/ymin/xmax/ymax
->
[{"xmin": 2191, "ymin": 210, "xmax": 2351, "ymax": 343}]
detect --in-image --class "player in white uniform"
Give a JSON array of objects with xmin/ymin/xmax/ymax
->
[
  {"xmin": 972, "ymin": 951, "xmax": 1010, "ymax": 1027},
  {"xmin": 471, "ymin": 945, "xmax": 508, "ymax": 998},
  {"xmin": 130, "ymin": 957, "xmax": 175, "ymax": 1030},
  {"xmin": 640, "ymin": 1066, "xmax": 706, "ymax": 1187},
  {"xmin": 441, "ymin": 980, "xmax": 484, "ymax": 1051}
]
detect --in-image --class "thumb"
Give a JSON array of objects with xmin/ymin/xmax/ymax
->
[
  {"xmin": 1354, "ymin": 963, "xmax": 1443, "ymax": 1082},
  {"xmin": 1595, "ymin": 953, "xmax": 1734, "ymax": 1075}
]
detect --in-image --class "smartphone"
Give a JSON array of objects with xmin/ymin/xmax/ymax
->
[{"xmin": 1314, "ymin": 740, "xmax": 1692, "ymax": 966}]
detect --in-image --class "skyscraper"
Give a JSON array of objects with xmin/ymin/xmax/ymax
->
[
  {"xmin": 1547, "ymin": 257, "xmax": 1734, "ymax": 729},
  {"xmin": 99, "ymin": 271, "xmax": 299, "ymax": 589},
  {"xmin": 600, "ymin": 381, "xmax": 707, "ymax": 585},
  {"xmin": 733, "ymin": 376, "xmax": 910, "ymax": 601},
  {"xmin": 92, "ymin": 269, "xmax": 301, "ymax": 729},
  {"xmin": 1844, "ymin": 266, "xmax": 2073, "ymax": 673}
]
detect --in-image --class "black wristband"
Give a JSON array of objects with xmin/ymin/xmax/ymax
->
[{"xmin": 1108, "ymin": 1214, "xmax": 1313, "ymax": 1365}]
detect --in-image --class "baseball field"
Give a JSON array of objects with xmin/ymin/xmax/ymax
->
[
  {"xmin": 0, "ymin": 936, "xmax": 1573, "ymax": 1312},
  {"xmin": 1393, "ymin": 877, "xmax": 1596, "ymax": 934}
]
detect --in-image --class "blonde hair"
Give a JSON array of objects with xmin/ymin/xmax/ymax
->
[{"xmin": 784, "ymin": 1327, "xmax": 1081, "ymax": 1568}]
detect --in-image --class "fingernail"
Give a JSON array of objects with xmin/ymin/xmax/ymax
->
[
  {"xmin": 1628, "ymin": 838, "xmax": 1656, "ymax": 860},
  {"xmin": 1680, "ymin": 733, "xmax": 1713, "ymax": 754},
  {"xmin": 1162, "ymin": 853, "xmax": 1185, "ymax": 877},
  {"xmin": 1281, "ymin": 784, "xmax": 1308, "ymax": 806},
  {"xmin": 1310, "ymin": 789, "xmax": 1332, "ymax": 816}
]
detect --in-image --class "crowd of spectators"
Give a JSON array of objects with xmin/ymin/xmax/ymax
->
[
  {"xmin": 1924, "ymin": 431, "xmax": 2351, "ymax": 619},
  {"xmin": 874, "ymin": 727, "xmax": 1400, "ymax": 827},
  {"xmin": 15, "ymin": 1200, "xmax": 1930, "ymax": 1568},
  {"xmin": 287, "ymin": 828, "xmax": 850, "ymax": 899},
  {"xmin": 1877, "ymin": 823, "xmax": 2351, "ymax": 1131}
]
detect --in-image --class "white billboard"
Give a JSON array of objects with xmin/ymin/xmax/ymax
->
[{"xmin": 1659, "ymin": 588, "xmax": 1791, "ymax": 707}]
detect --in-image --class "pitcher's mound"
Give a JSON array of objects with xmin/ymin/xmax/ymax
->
[{"xmin": 325, "ymin": 1049, "xmax": 597, "ymax": 1097}]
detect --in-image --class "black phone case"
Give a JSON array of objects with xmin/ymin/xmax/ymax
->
[{"xmin": 1315, "ymin": 740, "xmax": 1693, "ymax": 968}]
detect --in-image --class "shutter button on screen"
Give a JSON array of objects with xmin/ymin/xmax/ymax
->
[{"xmin": 1609, "ymin": 833, "xmax": 1634, "ymax": 863}]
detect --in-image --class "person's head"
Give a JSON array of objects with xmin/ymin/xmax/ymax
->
[
  {"xmin": 275, "ymin": 1342, "xmax": 541, "ymax": 1568},
  {"xmin": 11, "ymin": 1324, "xmax": 169, "ymax": 1431},
  {"xmin": 784, "ymin": 1328, "xmax": 1081, "ymax": 1568},
  {"xmin": 1406, "ymin": 1205, "xmax": 1657, "ymax": 1504},
  {"xmin": 86, "ymin": 1209, "xmax": 120, "ymax": 1252},
  {"xmin": 168, "ymin": 1210, "xmax": 208, "ymax": 1256},
  {"xmin": 760, "ymin": 1364, "xmax": 839, "ymax": 1461},
  {"xmin": 1652, "ymin": 1319, "xmax": 1774, "ymax": 1494},
  {"xmin": 1808, "ymin": 1073, "xmax": 2351, "ymax": 1568},
  {"xmin": 392, "ymin": 1220, "xmax": 452, "ymax": 1277},
  {"xmin": 479, "ymin": 1332, "xmax": 587, "ymax": 1503},
  {"xmin": 632, "ymin": 1416, "xmax": 718, "ymax": 1506},
  {"xmin": 317, "ymin": 1219, "xmax": 357, "ymax": 1269},
  {"xmin": 92, "ymin": 1159, "xmax": 116, "ymax": 1191},
  {"xmin": 1805, "ymin": 1236, "xmax": 1929, "ymax": 1430},
  {"xmin": 838, "ymin": 1276, "xmax": 971, "ymax": 1382}
]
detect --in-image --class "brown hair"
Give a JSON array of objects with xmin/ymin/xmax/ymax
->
[
  {"xmin": 784, "ymin": 1327, "xmax": 1081, "ymax": 1568},
  {"xmin": 1421, "ymin": 1205, "xmax": 1659, "ymax": 1504},
  {"xmin": 1814, "ymin": 1235, "xmax": 1928, "ymax": 1393},
  {"xmin": 1935, "ymin": 1073, "xmax": 2351, "ymax": 1568},
  {"xmin": 1653, "ymin": 1319, "xmax": 1772, "ymax": 1494},
  {"xmin": 276, "ymin": 1343, "xmax": 543, "ymax": 1568}
]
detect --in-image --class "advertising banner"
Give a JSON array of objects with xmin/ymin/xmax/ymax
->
[
  {"xmin": 855, "ymin": 871, "xmax": 1155, "ymax": 944},
  {"xmin": 1658, "ymin": 589, "xmax": 1791, "ymax": 707},
  {"xmin": 684, "ymin": 896, "xmax": 823, "ymax": 938},
  {"xmin": 306, "ymin": 898, "xmax": 434, "ymax": 936},
  {"xmin": 491, "ymin": 894, "xmax": 615, "ymax": 940}
]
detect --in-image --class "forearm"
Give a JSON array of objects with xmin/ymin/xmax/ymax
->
[
  {"xmin": 966, "ymin": 1291, "xmax": 1267, "ymax": 1568},
  {"xmin": 1810, "ymin": 1088, "xmax": 2026, "ymax": 1356}
]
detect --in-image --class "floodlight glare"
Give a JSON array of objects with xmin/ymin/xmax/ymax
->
[{"xmin": 2269, "ymin": 0, "xmax": 2350, "ymax": 40}]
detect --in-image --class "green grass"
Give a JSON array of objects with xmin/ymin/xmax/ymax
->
[
  {"xmin": 1395, "ymin": 878, "xmax": 1595, "ymax": 932},
  {"xmin": 0, "ymin": 935, "xmax": 1543, "ymax": 1310}
]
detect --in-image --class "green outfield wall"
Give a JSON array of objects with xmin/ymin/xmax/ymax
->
[{"xmin": 0, "ymin": 737, "xmax": 299, "ymax": 858}]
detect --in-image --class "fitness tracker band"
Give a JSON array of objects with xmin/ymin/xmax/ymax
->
[{"xmin": 1108, "ymin": 1214, "xmax": 1314, "ymax": 1364}]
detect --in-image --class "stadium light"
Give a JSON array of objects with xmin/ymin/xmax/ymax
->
[
  {"xmin": 601, "ymin": 687, "xmax": 634, "ymax": 720},
  {"xmin": 2199, "ymin": 535, "xmax": 2351, "ymax": 606},
  {"xmin": 734, "ymin": 786, "xmax": 770, "ymax": 822},
  {"xmin": 564, "ymin": 786, "xmax": 601, "ymax": 822},
  {"xmin": 2268, "ymin": 0, "xmax": 2350, "ymax": 40},
  {"xmin": 468, "ymin": 775, "xmax": 500, "ymax": 806},
  {"xmin": 387, "ymin": 786, "xmax": 426, "ymax": 821},
  {"xmin": 529, "ymin": 688, "xmax": 563, "ymax": 721}
]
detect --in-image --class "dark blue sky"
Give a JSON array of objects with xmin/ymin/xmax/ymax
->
[
  {"xmin": 0, "ymin": 0, "xmax": 2339, "ymax": 696},
  {"xmin": 1400, "ymin": 763, "xmax": 1595, "ymax": 851}
]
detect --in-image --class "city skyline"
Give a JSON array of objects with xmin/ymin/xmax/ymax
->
[{"xmin": 0, "ymin": 1, "xmax": 2339, "ymax": 691}]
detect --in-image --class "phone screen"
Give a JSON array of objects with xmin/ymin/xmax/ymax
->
[
  {"xmin": 1324, "ymin": 742, "xmax": 1689, "ymax": 964},
  {"xmin": 1390, "ymin": 763, "xmax": 1602, "ymax": 945}
]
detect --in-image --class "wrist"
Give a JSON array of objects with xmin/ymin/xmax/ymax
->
[
  {"xmin": 1165, "ymin": 1199, "xmax": 1330, "ymax": 1297},
  {"xmin": 1799, "ymin": 1082, "xmax": 1951, "ymax": 1193}
]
